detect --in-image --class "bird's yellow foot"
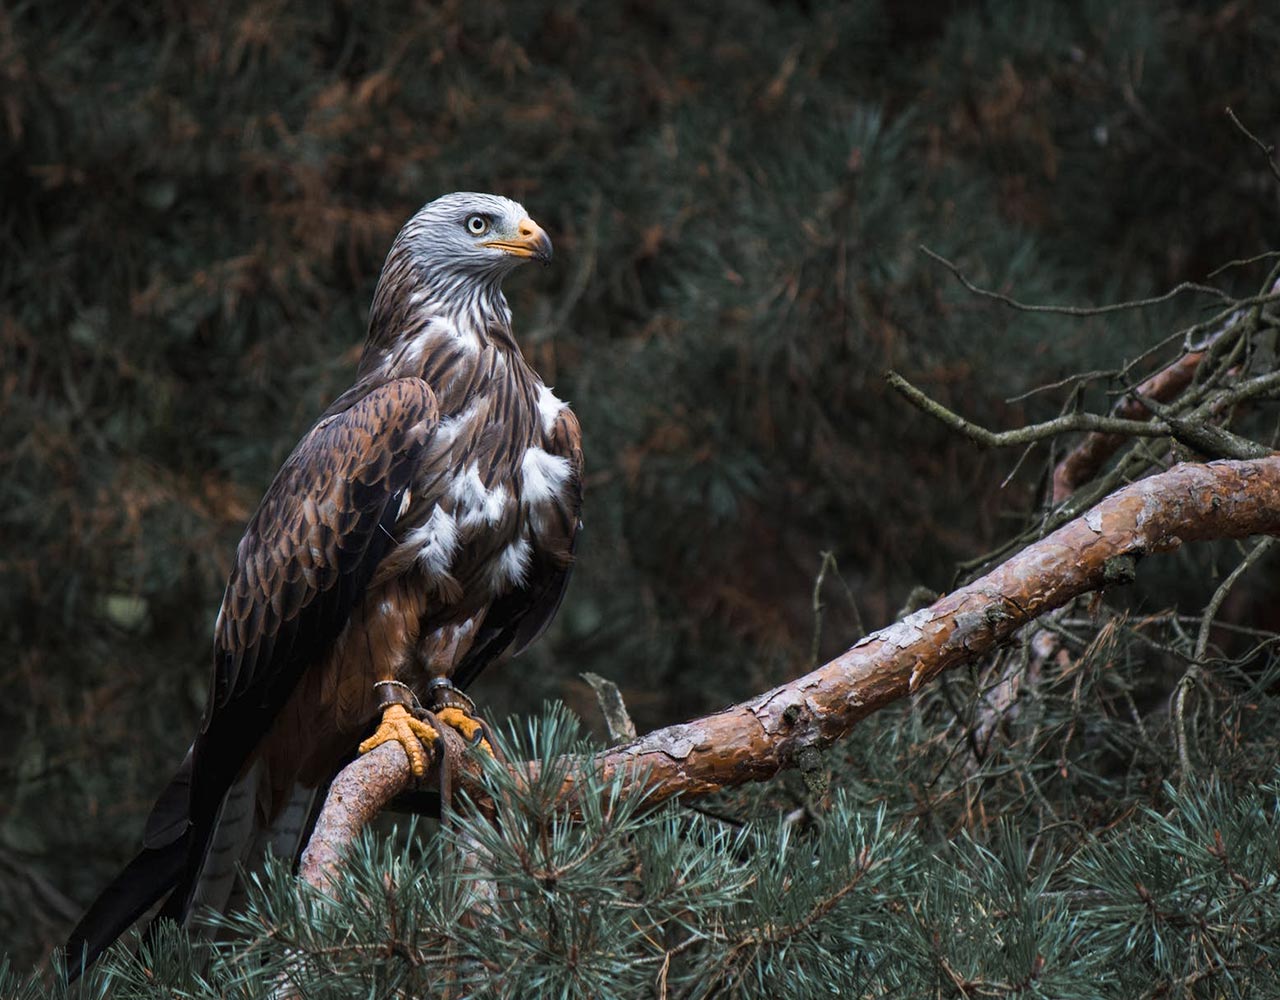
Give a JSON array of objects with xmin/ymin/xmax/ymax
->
[
  {"xmin": 435, "ymin": 706, "xmax": 495, "ymax": 757},
  {"xmin": 358, "ymin": 703, "xmax": 440, "ymax": 777}
]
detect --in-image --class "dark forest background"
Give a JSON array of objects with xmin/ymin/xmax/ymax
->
[{"xmin": 3, "ymin": 0, "xmax": 1280, "ymax": 991}]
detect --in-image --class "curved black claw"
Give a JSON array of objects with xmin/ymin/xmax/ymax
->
[{"xmin": 469, "ymin": 714, "xmax": 506, "ymax": 765}]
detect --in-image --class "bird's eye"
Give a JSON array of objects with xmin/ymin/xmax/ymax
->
[{"xmin": 465, "ymin": 215, "xmax": 489, "ymax": 235}]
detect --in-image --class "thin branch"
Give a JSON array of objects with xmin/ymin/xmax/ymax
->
[
  {"xmin": 1194, "ymin": 536, "xmax": 1279, "ymax": 664},
  {"xmin": 808, "ymin": 551, "xmax": 864, "ymax": 669},
  {"xmin": 1006, "ymin": 369, "xmax": 1114, "ymax": 404},
  {"xmin": 1225, "ymin": 106, "xmax": 1280, "ymax": 185},
  {"xmin": 1050, "ymin": 347, "xmax": 1211, "ymax": 501},
  {"xmin": 920, "ymin": 245, "xmax": 1232, "ymax": 313},
  {"xmin": 885, "ymin": 370, "xmax": 1174, "ymax": 448},
  {"xmin": 301, "ymin": 458, "xmax": 1280, "ymax": 869},
  {"xmin": 1051, "ymin": 276, "xmax": 1280, "ymax": 501},
  {"xmin": 1131, "ymin": 392, "xmax": 1273, "ymax": 460},
  {"xmin": 808, "ymin": 552, "xmax": 834, "ymax": 670},
  {"xmin": 1207, "ymin": 251, "xmax": 1280, "ymax": 280},
  {"xmin": 1207, "ymin": 366, "xmax": 1280, "ymax": 408},
  {"xmin": 1172, "ymin": 669, "xmax": 1200, "ymax": 792},
  {"xmin": 582, "ymin": 671, "xmax": 637, "ymax": 744}
]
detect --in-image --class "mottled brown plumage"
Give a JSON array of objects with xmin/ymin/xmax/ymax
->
[{"xmin": 67, "ymin": 192, "xmax": 581, "ymax": 976}]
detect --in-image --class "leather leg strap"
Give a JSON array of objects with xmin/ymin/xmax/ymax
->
[
  {"xmin": 426, "ymin": 676, "xmax": 476, "ymax": 714},
  {"xmin": 374, "ymin": 679, "xmax": 423, "ymax": 715}
]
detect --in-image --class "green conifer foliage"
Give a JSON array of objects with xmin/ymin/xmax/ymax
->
[{"xmin": 3, "ymin": 0, "xmax": 1279, "ymax": 992}]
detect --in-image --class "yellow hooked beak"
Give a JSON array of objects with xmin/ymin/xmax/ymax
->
[{"xmin": 484, "ymin": 217, "xmax": 553, "ymax": 264}]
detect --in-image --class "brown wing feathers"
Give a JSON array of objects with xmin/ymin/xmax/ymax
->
[
  {"xmin": 183, "ymin": 379, "xmax": 436, "ymax": 877},
  {"xmin": 214, "ymin": 381, "xmax": 436, "ymax": 711},
  {"xmin": 66, "ymin": 379, "xmax": 437, "ymax": 968}
]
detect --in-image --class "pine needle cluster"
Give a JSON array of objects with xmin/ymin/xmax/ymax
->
[
  {"xmin": 3, "ymin": 1, "xmax": 1280, "ymax": 994},
  {"xmin": 9, "ymin": 668, "xmax": 1280, "ymax": 998}
]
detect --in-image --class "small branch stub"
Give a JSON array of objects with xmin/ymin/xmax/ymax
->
[
  {"xmin": 581, "ymin": 671, "xmax": 637, "ymax": 745},
  {"xmin": 1102, "ymin": 554, "xmax": 1138, "ymax": 587}
]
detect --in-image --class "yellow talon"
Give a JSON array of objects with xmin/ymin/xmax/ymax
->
[
  {"xmin": 358, "ymin": 703, "xmax": 439, "ymax": 777},
  {"xmin": 436, "ymin": 706, "xmax": 495, "ymax": 757}
]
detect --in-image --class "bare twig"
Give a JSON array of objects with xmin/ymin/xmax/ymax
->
[
  {"xmin": 1195, "ymin": 537, "xmax": 1279, "ymax": 664},
  {"xmin": 1131, "ymin": 391, "xmax": 1273, "ymax": 460},
  {"xmin": 1225, "ymin": 107, "xmax": 1280, "ymax": 185},
  {"xmin": 1207, "ymin": 366, "xmax": 1280, "ymax": 408},
  {"xmin": 1171, "ymin": 667, "xmax": 1202, "ymax": 794},
  {"xmin": 885, "ymin": 370, "xmax": 1175, "ymax": 447},
  {"xmin": 1050, "ymin": 347, "xmax": 1212, "ymax": 501},
  {"xmin": 920, "ymin": 246, "xmax": 1231, "ymax": 313},
  {"xmin": 1005, "ymin": 369, "xmax": 1114, "ymax": 404},
  {"xmin": 1051, "ymin": 275, "xmax": 1280, "ymax": 501},
  {"xmin": 971, "ymin": 625, "xmax": 1058, "ymax": 757},
  {"xmin": 808, "ymin": 551, "xmax": 864, "ymax": 669},
  {"xmin": 1174, "ymin": 535, "xmax": 1278, "ymax": 792},
  {"xmin": 1207, "ymin": 251, "xmax": 1280, "ymax": 280}
]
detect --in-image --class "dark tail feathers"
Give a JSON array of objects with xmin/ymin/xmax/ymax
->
[{"xmin": 63, "ymin": 835, "xmax": 188, "ymax": 982}]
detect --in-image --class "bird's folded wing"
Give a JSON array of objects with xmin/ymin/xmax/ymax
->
[
  {"xmin": 70, "ymin": 378, "xmax": 439, "ymax": 973},
  {"xmin": 154, "ymin": 377, "xmax": 439, "ymax": 839}
]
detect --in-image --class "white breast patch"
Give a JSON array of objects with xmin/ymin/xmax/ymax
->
[
  {"xmin": 450, "ymin": 463, "xmax": 509, "ymax": 529},
  {"xmin": 489, "ymin": 535, "xmax": 532, "ymax": 592},
  {"xmin": 521, "ymin": 447, "xmax": 571, "ymax": 505},
  {"xmin": 536, "ymin": 383, "xmax": 567, "ymax": 433},
  {"xmin": 405, "ymin": 505, "xmax": 460, "ymax": 578},
  {"xmin": 434, "ymin": 400, "xmax": 478, "ymax": 450}
]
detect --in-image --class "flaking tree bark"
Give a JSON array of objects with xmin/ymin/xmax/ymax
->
[{"xmin": 300, "ymin": 456, "xmax": 1280, "ymax": 891}]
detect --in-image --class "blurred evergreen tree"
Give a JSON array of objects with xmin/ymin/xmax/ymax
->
[{"xmin": 2, "ymin": 0, "xmax": 1279, "ymax": 989}]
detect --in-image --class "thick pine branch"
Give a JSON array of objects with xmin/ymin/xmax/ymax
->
[{"xmin": 302, "ymin": 457, "xmax": 1280, "ymax": 889}]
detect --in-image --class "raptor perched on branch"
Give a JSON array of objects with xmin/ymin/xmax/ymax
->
[{"xmin": 66, "ymin": 192, "xmax": 583, "ymax": 976}]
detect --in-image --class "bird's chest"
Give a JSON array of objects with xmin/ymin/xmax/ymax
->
[
  {"xmin": 430, "ymin": 384, "xmax": 531, "ymax": 533},
  {"xmin": 401, "ymin": 381, "xmax": 563, "ymax": 600}
]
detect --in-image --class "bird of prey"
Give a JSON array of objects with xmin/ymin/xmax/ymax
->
[{"xmin": 66, "ymin": 192, "xmax": 582, "ymax": 976}]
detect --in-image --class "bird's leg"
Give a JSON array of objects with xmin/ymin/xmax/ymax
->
[
  {"xmin": 358, "ymin": 680, "xmax": 440, "ymax": 778},
  {"xmin": 425, "ymin": 678, "xmax": 501, "ymax": 760}
]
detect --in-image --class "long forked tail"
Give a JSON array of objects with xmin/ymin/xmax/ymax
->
[
  {"xmin": 62, "ymin": 754, "xmax": 250, "ymax": 982},
  {"xmin": 64, "ymin": 759, "xmax": 322, "ymax": 982},
  {"xmin": 63, "ymin": 836, "xmax": 188, "ymax": 981}
]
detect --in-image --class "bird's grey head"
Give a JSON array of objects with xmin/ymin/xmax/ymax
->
[
  {"xmin": 362, "ymin": 192, "xmax": 553, "ymax": 365},
  {"xmin": 398, "ymin": 192, "xmax": 553, "ymax": 281}
]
